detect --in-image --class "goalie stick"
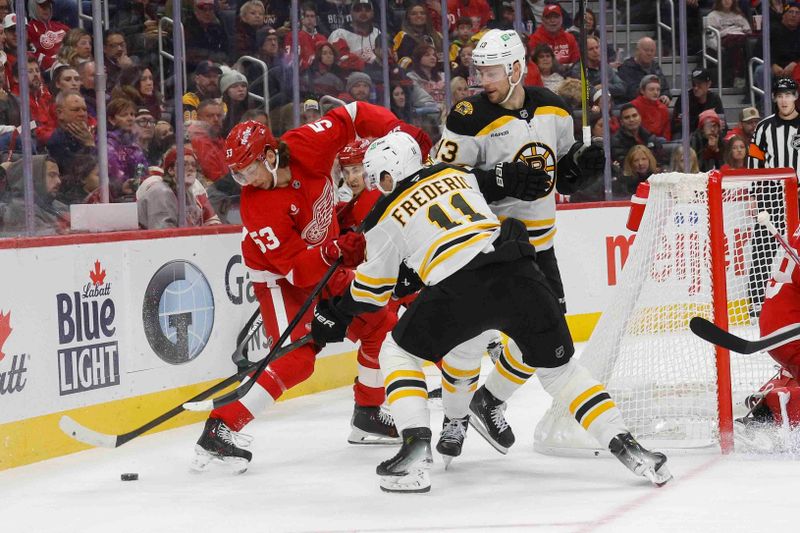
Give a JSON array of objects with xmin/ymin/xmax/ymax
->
[
  {"xmin": 577, "ymin": 0, "xmax": 590, "ymax": 146},
  {"xmin": 757, "ymin": 211, "xmax": 800, "ymax": 268},
  {"xmin": 59, "ymin": 333, "xmax": 312, "ymax": 448},
  {"xmin": 689, "ymin": 317, "xmax": 800, "ymax": 354},
  {"xmin": 183, "ymin": 257, "xmax": 343, "ymax": 412}
]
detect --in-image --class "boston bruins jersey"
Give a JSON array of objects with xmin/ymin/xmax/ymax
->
[
  {"xmin": 345, "ymin": 163, "xmax": 501, "ymax": 311},
  {"xmin": 435, "ymin": 87, "xmax": 575, "ymax": 251}
]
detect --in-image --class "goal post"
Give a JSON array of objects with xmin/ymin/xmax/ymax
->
[{"xmin": 534, "ymin": 168, "xmax": 798, "ymax": 456}]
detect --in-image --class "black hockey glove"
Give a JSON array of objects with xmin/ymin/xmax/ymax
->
[
  {"xmin": 570, "ymin": 141, "xmax": 605, "ymax": 177},
  {"xmin": 393, "ymin": 261, "xmax": 423, "ymax": 299},
  {"xmin": 492, "ymin": 162, "xmax": 553, "ymax": 201},
  {"xmin": 310, "ymin": 299, "xmax": 353, "ymax": 348}
]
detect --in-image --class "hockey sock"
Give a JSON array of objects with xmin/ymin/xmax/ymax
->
[
  {"xmin": 380, "ymin": 334, "xmax": 430, "ymax": 432},
  {"xmin": 350, "ymin": 307, "xmax": 396, "ymax": 406},
  {"xmin": 537, "ymin": 360, "xmax": 628, "ymax": 447},
  {"xmin": 440, "ymin": 339, "xmax": 482, "ymax": 419},
  {"xmin": 483, "ymin": 337, "xmax": 536, "ymax": 402}
]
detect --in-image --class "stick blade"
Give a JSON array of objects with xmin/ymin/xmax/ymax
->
[
  {"xmin": 182, "ymin": 399, "xmax": 215, "ymax": 411},
  {"xmin": 59, "ymin": 415, "xmax": 119, "ymax": 448},
  {"xmin": 689, "ymin": 317, "xmax": 754, "ymax": 353}
]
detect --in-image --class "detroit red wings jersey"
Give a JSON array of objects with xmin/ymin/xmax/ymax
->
[{"xmin": 240, "ymin": 102, "xmax": 408, "ymax": 289}]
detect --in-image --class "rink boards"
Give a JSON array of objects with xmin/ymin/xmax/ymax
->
[{"xmin": 0, "ymin": 204, "xmax": 634, "ymax": 470}]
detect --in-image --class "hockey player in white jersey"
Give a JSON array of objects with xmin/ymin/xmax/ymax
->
[
  {"xmin": 309, "ymin": 132, "xmax": 671, "ymax": 492},
  {"xmin": 435, "ymin": 29, "xmax": 607, "ymax": 454}
]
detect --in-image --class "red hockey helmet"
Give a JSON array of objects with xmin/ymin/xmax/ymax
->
[
  {"xmin": 225, "ymin": 120, "xmax": 278, "ymax": 175},
  {"xmin": 337, "ymin": 138, "xmax": 371, "ymax": 167}
]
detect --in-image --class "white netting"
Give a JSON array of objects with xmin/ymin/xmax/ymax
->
[{"xmin": 535, "ymin": 171, "xmax": 792, "ymax": 454}]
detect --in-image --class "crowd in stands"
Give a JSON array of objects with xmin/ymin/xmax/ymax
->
[{"xmin": 0, "ymin": 0, "xmax": 798, "ymax": 236}]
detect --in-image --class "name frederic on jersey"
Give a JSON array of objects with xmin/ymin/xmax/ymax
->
[{"xmin": 390, "ymin": 174, "xmax": 471, "ymax": 226}]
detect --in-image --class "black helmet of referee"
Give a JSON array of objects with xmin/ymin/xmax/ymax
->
[{"xmin": 772, "ymin": 77, "xmax": 798, "ymax": 95}]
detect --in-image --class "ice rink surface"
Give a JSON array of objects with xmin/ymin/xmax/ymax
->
[{"xmin": 2, "ymin": 348, "xmax": 798, "ymax": 533}]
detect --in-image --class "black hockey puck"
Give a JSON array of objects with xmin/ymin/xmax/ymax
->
[{"xmin": 121, "ymin": 473, "xmax": 139, "ymax": 481}]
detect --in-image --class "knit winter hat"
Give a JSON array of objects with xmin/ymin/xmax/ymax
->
[
  {"xmin": 698, "ymin": 109, "xmax": 721, "ymax": 129},
  {"xmin": 346, "ymin": 71, "xmax": 373, "ymax": 93},
  {"xmin": 220, "ymin": 69, "xmax": 248, "ymax": 95}
]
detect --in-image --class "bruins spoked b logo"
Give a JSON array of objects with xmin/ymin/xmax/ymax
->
[{"xmin": 514, "ymin": 142, "xmax": 557, "ymax": 195}]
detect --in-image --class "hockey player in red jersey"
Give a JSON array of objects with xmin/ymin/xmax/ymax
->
[
  {"xmin": 335, "ymin": 138, "xmax": 383, "ymax": 232},
  {"xmin": 193, "ymin": 103, "xmax": 432, "ymax": 472},
  {"xmin": 752, "ymin": 224, "xmax": 800, "ymax": 426}
]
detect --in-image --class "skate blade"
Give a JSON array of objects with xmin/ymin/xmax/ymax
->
[
  {"xmin": 467, "ymin": 417, "xmax": 508, "ymax": 455},
  {"xmin": 645, "ymin": 465, "xmax": 673, "ymax": 487},
  {"xmin": 442, "ymin": 455, "xmax": 453, "ymax": 470},
  {"xmin": 190, "ymin": 445, "xmax": 250, "ymax": 474},
  {"xmin": 379, "ymin": 470, "xmax": 431, "ymax": 493},
  {"xmin": 348, "ymin": 428, "xmax": 402, "ymax": 445}
]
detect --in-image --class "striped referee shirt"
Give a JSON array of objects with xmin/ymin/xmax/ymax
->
[{"xmin": 747, "ymin": 113, "xmax": 800, "ymax": 171}]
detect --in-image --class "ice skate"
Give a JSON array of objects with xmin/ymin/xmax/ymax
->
[
  {"xmin": 377, "ymin": 427, "xmax": 433, "ymax": 493},
  {"xmin": 609, "ymin": 432, "xmax": 672, "ymax": 486},
  {"xmin": 469, "ymin": 386, "xmax": 514, "ymax": 454},
  {"xmin": 192, "ymin": 418, "xmax": 253, "ymax": 474},
  {"xmin": 348, "ymin": 405, "xmax": 401, "ymax": 445},
  {"xmin": 436, "ymin": 415, "xmax": 469, "ymax": 469}
]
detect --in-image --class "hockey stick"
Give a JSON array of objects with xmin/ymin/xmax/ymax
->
[
  {"xmin": 59, "ymin": 334, "xmax": 312, "ymax": 448},
  {"xmin": 232, "ymin": 308, "xmax": 263, "ymax": 369},
  {"xmin": 757, "ymin": 211, "xmax": 800, "ymax": 268},
  {"xmin": 183, "ymin": 257, "xmax": 343, "ymax": 412},
  {"xmin": 577, "ymin": 0, "xmax": 591, "ymax": 146},
  {"xmin": 689, "ymin": 316, "xmax": 800, "ymax": 354}
]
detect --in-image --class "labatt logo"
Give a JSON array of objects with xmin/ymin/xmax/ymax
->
[
  {"xmin": 0, "ymin": 309, "xmax": 29, "ymax": 395},
  {"xmin": 56, "ymin": 260, "xmax": 120, "ymax": 395}
]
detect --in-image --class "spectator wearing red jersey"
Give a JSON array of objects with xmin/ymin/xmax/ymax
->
[
  {"xmin": 284, "ymin": 2, "xmax": 327, "ymax": 72},
  {"xmin": 528, "ymin": 5, "xmax": 579, "ymax": 69},
  {"xmin": 446, "ymin": 0, "xmax": 493, "ymax": 32},
  {"xmin": 12, "ymin": 55, "xmax": 52, "ymax": 150},
  {"xmin": 630, "ymin": 75, "xmax": 672, "ymax": 141},
  {"xmin": 27, "ymin": 0, "xmax": 70, "ymax": 72}
]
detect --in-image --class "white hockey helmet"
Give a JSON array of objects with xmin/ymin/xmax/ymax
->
[
  {"xmin": 473, "ymin": 29, "xmax": 527, "ymax": 78},
  {"xmin": 363, "ymin": 131, "xmax": 423, "ymax": 195}
]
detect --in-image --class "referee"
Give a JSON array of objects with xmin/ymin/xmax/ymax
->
[{"xmin": 746, "ymin": 77, "xmax": 800, "ymax": 316}]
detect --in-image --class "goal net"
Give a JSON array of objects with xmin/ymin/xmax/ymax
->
[{"xmin": 535, "ymin": 169, "xmax": 799, "ymax": 455}]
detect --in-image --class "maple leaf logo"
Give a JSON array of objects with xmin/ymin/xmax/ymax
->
[
  {"xmin": 0, "ymin": 310, "xmax": 11, "ymax": 362},
  {"xmin": 89, "ymin": 260, "xmax": 106, "ymax": 286}
]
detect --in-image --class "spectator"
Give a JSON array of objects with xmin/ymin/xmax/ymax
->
[
  {"xmin": 671, "ymin": 68, "xmax": 725, "ymax": 137},
  {"xmin": 300, "ymin": 98, "xmax": 321, "ymax": 124},
  {"xmin": 77, "ymin": 60, "xmax": 96, "ymax": 117},
  {"xmin": 567, "ymin": 35, "xmax": 626, "ymax": 102},
  {"xmin": 451, "ymin": 42, "xmax": 481, "ymax": 92},
  {"xmin": 344, "ymin": 71, "xmax": 374, "ymax": 103},
  {"xmin": 184, "ymin": 0, "xmax": 229, "ymax": 72},
  {"xmin": 35, "ymin": 65, "xmax": 81, "ymax": 144},
  {"xmin": 618, "ymin": 37, "xmax": 671, "ymax": 102},
  {"xmin": 669, "ymin": 145, "xmax": 700, "ymax": 172},
  {"xmin": 620, "ymin": 144, "xmax": 658, "ymax": 196},
  {"xmin": 631, "ymin": 75, "xmax": 672, "ymax": 141},
  {"xmin": 317, "ymin": 0, "xmax": 353, "ymax": 36},
  {"xmin": 555, "ymin": 78, "xmax": 582, "ymax": 110},
  {"xmin": 0, "ymin": 13, "xmax": 12, "ymax": 93},
  {"xmin": 532, "ymin": 43, "xmax": 564, "ymax": 92},
  {"xmin": 284, "ymin": 2, "xmax": 327, "ymax": 72},
  {"xmin": 27, "ymin": 0, "xmax": 70, "ymax": 72},
  {"xmin": 407, "ymin": 43, "xmax": 445, "ymax": 106},
  {"xmin": 488, "ymin": 1, "xmax": 519, "ymax": 31},
  {"xmin": 722, "ymin": 134, "xmax": 749, "ymax": 169},
  {"xmin": 183, "ymin": 60, "xmax": 222, "ymax": 122},
  {"xmin": 394, "ymin": 2, "xmax": 443, "ymax": 69},
  {"xmin": 234, "ymin": 0, "xmax": 267, "ymax": 58},
  {"xmin": 150, "ymin": 119, "xmax": 175, "ymax": 163},
  {"xmin": 220, "ymin": 68, "xmax": 258, "ymax": 137},
  {"xmin": 240, "ymin": 107, "xmax": 270, "ymax": 126},
  {"xmin": 528, "ymin": 5, "xmax": 579, "ymax": 68},
  {"xmin": 768, "ymin": 2, "xmax": 800, "ymax": 82},
  {"xmin": 450, "ymin": 75, "xmax": 469, "ymax": 103},
  {"xmin": 51, "ymin": 28, "xmax": 91, "ymax": 72},
  {"xmin": 0, "ymin": 0, "xmax": 8, "ymax": 23},
  {"xmin": 448, "ymin": 16, "xmax": 474, "ymax": 65},
  {"xmin": 117, "ymin": 0, "xmax": 161, "ymax": 73},
  {"xmin": 328, "ymin": 0, "xmax": 382, "ymax": 78},
  {"xmin": 306, "ymin": 41, "xmax": 346, "ymax": 97},
  {"xmin": 390, "ymin": 63, "xmax": 435, "ymax": 113},
  {"xmin": 725, "ymin": 106, "xmax": 760, "ymax": 141},
  {"xmin": 446, "ymin": 0, "xmax": 493, "ymax": 33},
  {"xmin": 58, "ymin": 153, "xmax": 99, "ymax": 205},
  {"xmin": 188, "ymin": 99, "xmax": 228, "ymax": 184},
  {"xmin": 106, "ymin": 97, "xmax": 149, "ymax": 200},
  {"xmin": 523, "ymin": 50, "xmax": 544, "ymax": 88},
  {"xmin": 13, "ymin": 55, "xmax": 53, "ymax": 150},
  {"xmin": 1, "ymin": 155, "xmax": 67, "ymax": 234},
  {"xmin": 3, "ymin": 14, "xmax": 17, "ymax": 94},
  {"xmin": 132, "ymin": 107, "xmax": 161, "ymax": 166},
  {"xmin": 0, "ymin": 80, "xmax": 20, "ymax": 154},
  {"xmin": 707, "ymin": 0, "xmax": 753, "ymax": 87},
  {"xmin": 137, "ymin": 146, "xmax": 220, "ymax": 229},
  {"xmin": 611, "ymin": 103, "xmax": 664, "ymax": 164},
  {"xmin": 590, "ymin": 88, "xmax": 620, "ymax": 133},
  {"xmin": 115, "ymin": 65, "xmax": 163, "ymax": 121},
  {"xmin": 47, "ymin": 91, "xmax": 97, "ymax": 170},
  {"xmin": 690, "ymin": 109, "xmax": 724, "ymax": 171},
  {"xmin": 103, "ymin": 30, "xmax": 134, "ymax": 91},
  {"xmin": 390, "ymin": 80, "xmax": 413, "ymax": 123}
]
